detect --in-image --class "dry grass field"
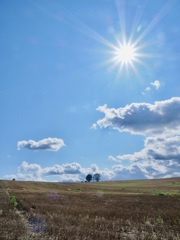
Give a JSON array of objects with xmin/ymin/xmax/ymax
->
[{"xmin": 0, "ymin": 178, "xmax": 180, "ymax": 240}]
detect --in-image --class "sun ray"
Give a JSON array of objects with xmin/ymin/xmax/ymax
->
[
  {"xmin": 115, "ymin": 0, "xmax": 127, "ymax": 45},
  {"xmin": 133, "ymin": 0, "xmax": 173, "ymax": 46},
  {"xmin": 48, "ymin": 0, "xmax": 173, "ymax": 82},
  {"xmin": 105, "ymin": 0, "xmax": 174, "ymax": 80},
  {"xmin": 128, "ymin": 2, "xmax": 147, "ymax": 44}
]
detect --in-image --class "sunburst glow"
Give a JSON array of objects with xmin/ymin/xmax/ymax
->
[
  {"xmin": 62, "ymin": 0, "xmax": 168, "ymax": 79},
  {"xmin": 108, "ymin": 39, "xmax": 141, "ymax": 76},
  {"xmin": 115, "ymin": 43, "xmax": 137, "ymax": 64}
]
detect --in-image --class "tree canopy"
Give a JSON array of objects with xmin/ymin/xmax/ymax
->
[
  {"xmin": 93, "ymin": 173, "xmax": 101, "ymax": 182},
  {"xmin": 86, "ymin": 174, "xmax": 92, "ymax": 182}
]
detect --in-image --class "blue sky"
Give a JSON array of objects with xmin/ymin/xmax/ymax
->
[{"xmin": 0, "ymin": 0, "xmax": 180, "ymax": 182}]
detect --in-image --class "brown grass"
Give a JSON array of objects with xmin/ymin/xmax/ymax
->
[
  {"xmin": 0, "ymin": 183, "xmax": 26, "ymax": 239},
  {"xmin": 0, "ymin": 178, "xmax": 180, "ymax": 239}
]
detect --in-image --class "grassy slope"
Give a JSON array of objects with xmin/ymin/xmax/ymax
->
[
  {"xmin": 0, "ymin": 178, "xmax": 180, "ymax": 240},
  {"xmin": 2, "ymin": 177, "xmax": 180, "ymax": 194}
]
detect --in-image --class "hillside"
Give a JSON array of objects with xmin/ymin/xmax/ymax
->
[{"xmin": 0, "ymin": 178, "xmax": 180, "ymax": 239}]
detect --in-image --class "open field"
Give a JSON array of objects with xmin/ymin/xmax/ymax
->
[{"xmin": 0, "ymin": 178, "xmax": 180, "ymax": 239}]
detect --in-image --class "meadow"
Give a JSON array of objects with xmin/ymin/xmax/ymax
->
[{"xmin": 0, "ymin": 178, "xmax": 180, "ymax": 240}]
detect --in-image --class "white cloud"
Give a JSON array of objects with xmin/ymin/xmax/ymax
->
[
  {"xmin": 59, "ymin": 174, "xmax": 82, "ymax": 182},
  {"xmin": 141, "ymin": 87, "xmax": 151, "ymax": 95},
  {"xmin": 111, "ymin": 136, "xmax": 180, "ymax": 162},
  {"xmin": 142, "ymin": 80, "xmax": 161, "ymax": 95},
  {"xmin": 18, "ymin": 161, "xmax": 41, "ymax": 172},
  {"xmin": 93, "ymin": 97, "xmax": 180, "ymax": 136},
  {"xmin": 18, "ymin": 161, "xmax": 43, "ymax": 180},
  {"xmin": 145, "ymin": 86, "xmax": 151, "ymax": 92},
  {"xmin": 92, "ymin": 97, "xmax": 180, "ymax": 179},
  {"xmin": 151, "ymin": 80, "xmax": 161, "ymax": 90},
  {"xmin": 112, "ymin": 159, "xmax": 179, "ymax": 180},
  {"xmin": 43, "ymin": 162, "xmax": 82, "ymax": 175},
  {"xmin": 145, "ymin": 136, "xmax": 180, "ymax": 161},
  {"xmin": 17, "ymin": 138, "xmax": 65, "ymax": 151},
  {"xmin": 108, "ymin": 155, "xmax": 119, "ymax": 162},
  {"xmin": 145, "ymin": 87, "xmax": 151, "ymax": 92},
  {"xmin": 90, "ymin": 164, "xmax": 99, "ymax": 172},
  {"xmin": 108, "ymin": 135, "xmax": 180, "ymax": 179},
  {"xmin": 4, "ymin": 161, "xmax": 114, "ymax": 182},
  {"xmin": 4, "ymin": 157, "xmax": 179, "ymax": 182},
  {"xmin": 112, "ymin": 164, "xmax": 147, "ymax": 180}
]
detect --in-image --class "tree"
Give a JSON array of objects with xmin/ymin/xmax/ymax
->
[
  {"xmin": 93, "ymin": 173, "xmax": 100, "ymax": 182},
  {"xmin": 86, "ymin": 174, "xmax": 92, "ymax": 182}
]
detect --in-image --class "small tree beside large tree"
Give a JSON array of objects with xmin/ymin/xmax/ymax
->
[{"xmin": 93, "ymin": 173, "xmax": 101, "ymax": 182}]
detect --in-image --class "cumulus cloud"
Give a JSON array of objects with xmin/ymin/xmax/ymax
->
[
  {"xmin": 58, "ymin": 174, "xmax": 82, "ymax": 182},
  {"xmin": 15, "ymin": 161, "xmax": 87, "ymax": 182},
  {"xmin": 4, "ymin": 156, "xmax": 179, "ymax": 182},
  {"xmin": 110, "ymin": 136, "xmax": 180, "ymax": 162},
  {"xmin": 17, "ymin": 138, "xmax": 65, "ymax": 151},
  {"xmin": 93, "ymin": 97, "xmax": 180, "ymax": 179},
  {"xmin": 43, "ymin": 163, "xmax": 82, "ymax": 175},
  {"xmin": 145, "ymin": 136, "xmax": 180, "ymax": 161},
  {"xmin": 90, "ymin": 164, "xmax": 99, "ymax": 172},
  {"xmin": 111, "ymin": 159, "xmax": 179, "ymax": 180},
  {"xmin": 93, "ymin": 97, "xmax": 180, "ymax": 136},
  {"xmin": 18, "ymin": 161, "xmax": 43, "ymax": 180},
  {"xmin": 108, "ymin": 135, "xmax": 180, "ymax": 179}
]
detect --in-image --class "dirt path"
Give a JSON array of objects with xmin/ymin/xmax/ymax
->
[{"xmin": 1, "ymin": 182, "xmax": 46, "ymax": 239}]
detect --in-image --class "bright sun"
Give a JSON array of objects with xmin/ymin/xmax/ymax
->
[
  {"xmin": 108, "ymin": 40, "xmax": 141, "ymax": 76},
  {"xmin": 116, "ymin": 43, "xmax": 136, "ymax": 64}
]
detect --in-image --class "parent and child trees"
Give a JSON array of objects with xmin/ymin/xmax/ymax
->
[{"xmin": 86, "ymin": 173, "xmax": 100, "ymax": 182}]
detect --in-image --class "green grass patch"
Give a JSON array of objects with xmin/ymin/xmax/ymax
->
[
  {"xmin": 9, "ymin": 194, "xmax": 18, "ymax": 208},
  {"xmin": 153, "ymin": 189, "xmax": 180, "ymax": 196}
]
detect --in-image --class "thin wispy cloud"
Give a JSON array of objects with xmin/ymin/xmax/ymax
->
[
  {"xmin": 142, "ymin": 80, "xmax": 161, "ymax": 95},
  {"xmin": 17, "ymin": 138, "xmax": 65, "ymax": 151},
  {"xmin": 151, "ymin": 80, "xmax": 161, "ymax": 90},
  {"xmin": 144, "ymin": 87, "xmax": 151, "ymax": 92}
]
